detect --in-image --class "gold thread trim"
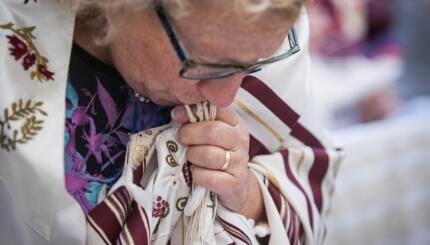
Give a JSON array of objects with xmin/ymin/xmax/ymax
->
[
  {"xmin": 296, "ymin": 150, "xmax": 305, "ymax": 175},
  {"xmin": 234, "ymin": 99, "xmax": 284, "ymax": 147},
  {"xmin": 249, "ymin": 162, "xmax": 281, "ymax": 189}
]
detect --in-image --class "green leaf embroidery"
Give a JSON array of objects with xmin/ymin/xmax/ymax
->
[{"xmin": 0, "ymin": 99, "xmax": 48, "ymax": 151}]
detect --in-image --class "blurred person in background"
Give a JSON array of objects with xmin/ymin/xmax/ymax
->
[
  {"xmin": 309, "ymin": 0, "xmax": 397, "ymax": 59},
  {"xmin": 307, "ymin": 0, "xmax": 401, "ymax": 128},
  {"xmin": 358, "ymin": 0, "xmax": 430, "ymax": 122}
]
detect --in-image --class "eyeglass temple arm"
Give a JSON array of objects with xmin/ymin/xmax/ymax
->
[
  {"xmin": 155, "ymin": 6, "xmax": 187, "ymax": 62},
  {"xmin": 289, "ymin": 27, "xmax": 300, "ymax": 51}
]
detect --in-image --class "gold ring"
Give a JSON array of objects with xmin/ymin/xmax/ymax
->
[{"xmin": 220, "ymin": 150, "xmax": 231, "ymax": 171}]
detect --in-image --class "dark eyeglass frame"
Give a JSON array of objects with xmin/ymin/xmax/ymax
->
[{"xmin": 155, "ymin": 5, "xmax": 300, "ymax": 80}]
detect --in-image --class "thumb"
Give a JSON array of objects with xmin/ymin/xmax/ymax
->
[{"xmin": 171, "ymin": 105, "xmax": 189, "ymax": 124}]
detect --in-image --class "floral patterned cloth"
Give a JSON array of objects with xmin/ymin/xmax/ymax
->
[
  {"xmin": 86, "ymin": 124, "xmax": 258, "ymax": 245},
  {"xmin": 64, "ymin": 43, "xmax": 171, "ymax": 213}
]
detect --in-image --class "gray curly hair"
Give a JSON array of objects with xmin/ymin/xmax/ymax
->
[{"xmin": 64, "ymin": 0, "xmax": 305, "ymax": 43}]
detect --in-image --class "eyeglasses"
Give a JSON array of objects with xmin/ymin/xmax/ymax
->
[{"xmin": 155, "ymin": 5, "xmax": 300, "ymax": 80}]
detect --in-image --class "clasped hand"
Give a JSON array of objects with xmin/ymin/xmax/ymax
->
[{"xmin": 171, "ymin": 105, "xmax": 252, "ymax": 214}]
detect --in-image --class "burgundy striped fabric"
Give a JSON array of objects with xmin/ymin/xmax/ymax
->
[
  {"xmin": 217, "ymin": 216, "xmax": 253, "ymax": 245},
  {"xmin": 290, "ymin": 123, "xmax": 329, "ymax": 212},
  {"xmin": 241, "ymin": 75, "xmax": 330, "ymax": 214},
  {"xmin": 242, "ymin": 76, "xmax": 300, "ymax": 128},
  {"xmin": 267, "ymin": 179, "xmax": 304, "ymax": 244},
  {"xmin": 280, "ymin": 149, "xmax": 314, "ymax": 230},
  {"xmin": 250, "ymin": 127, "xmax": 305, "ymax": 244},
  {"xmin": 249, "ymin": 135, "xmax": 270, "ymax": 157},
  {"xmin": 87, "ymin": 186, "xmax": 151, "ymax": 245}
]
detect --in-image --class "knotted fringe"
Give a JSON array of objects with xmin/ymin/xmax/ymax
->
[{"xmin": 184, "ymin": 102, "xmax": 217, "ymax": 245}]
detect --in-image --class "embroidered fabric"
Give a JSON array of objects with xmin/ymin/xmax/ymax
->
[{"xmin": 87, "ymin": 102, "xmax": 257, "ymax": 244}]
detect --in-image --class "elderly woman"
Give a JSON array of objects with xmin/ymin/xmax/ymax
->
[{"xmin": 0, "ymin": 0, "xmax": 342, "ymax": 244}]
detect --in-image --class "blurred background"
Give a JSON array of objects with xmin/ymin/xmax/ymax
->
[{"xmin": 307, "ymin": 0, "xmax": 430, "ymax": 244}]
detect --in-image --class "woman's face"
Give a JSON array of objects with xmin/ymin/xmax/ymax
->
[{"xmin": 107, "ymin": 0, "xmax": 297, "ymax": 107}]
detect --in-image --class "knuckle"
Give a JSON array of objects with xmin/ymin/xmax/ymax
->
[
  {"xmin": 204, "ymin": 148, "xmax": 218, "ymax": 166},
  {"xmin": 185, "ymin": 147, "xmax": 195, "ymax": 162},
  {"xmin": 237, "ymin": 152, "xmax": 249, "ymax": 165},
  {"xmin": 205, "ymin": 123, "xmax": 222, "ymax": 143},
  {"xmin": 238, "ymin": 128, "xmax": 250, "ymax": 145},
  {"xmin": 177, "ymin": 127, "xmax": 189, "ymax": 144}
]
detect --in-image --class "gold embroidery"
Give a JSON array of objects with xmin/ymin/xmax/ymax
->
[
  {"xmin": 176, "ymin": 197, "xmax": 188, "ymax": 211},
  {"xmin": 248, "ymin": 162, "xmax": 281, "ymax": 189},
  {"xmin": 1, "ymin": 22, "xmax": 55, "ymax": 82},
  {"xmin": 0, "ymin": 99, "xmax": 47, "ymax": 151},
  {"xmin": 296, "ymin": 150, "xmax": 305, "ymax": 175},
  {"xmin": 165, "ymin": 140, "xmax": 179, "ymax": 167},
  {"xmin": 130, "ymin": 127, "xmax": 167, "ymax": 169},
  {"xmin": 132, "ymin": 144, "xmax": 148, "ymax": 169}
]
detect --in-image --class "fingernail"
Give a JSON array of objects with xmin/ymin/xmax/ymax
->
[{"xmin": 171, "ymin": 106, "xmax": 188, "ymax": 123}]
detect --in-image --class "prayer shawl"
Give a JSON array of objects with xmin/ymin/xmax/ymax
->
[
  {"xmin": 87, "ymin": 103, "xmax": 259, "ymax": 245},
  {"xmin": 0, "ymin": 1, "xmax": 343, "ymax": 244}
]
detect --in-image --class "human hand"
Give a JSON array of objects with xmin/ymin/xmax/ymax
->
[{"xmin": 171, "ymin": 105, "xmax": 256, "ymax": 215}]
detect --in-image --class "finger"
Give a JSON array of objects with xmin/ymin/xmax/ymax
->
[
  {"xmin": 187, "ymin": 145, "xmax": 241, "ymax": 172},
  {"xmin": 171, "ymin": 105, "xmax": 189, "ymax": 124},
  {"xmin": 178, "ymin": 121, "xmax": 240, "ymax": 149},
  {"xmin": 215, "ymin": 106, "xmax": 240, "ymax": 126},
  {"xmin": 191, "ymin": 165, "xmax": 248, "ymax": 211},
  {"xmin": 190, "ymin": 165, "xmax": 237, "ymax": 196},
  {"xmin": 171, "ymin": 104, "xmax": 240, "ymax": 127},
  {"xmin": 170, "ymin": 104, "xmax": 214, "ymax": 124}
]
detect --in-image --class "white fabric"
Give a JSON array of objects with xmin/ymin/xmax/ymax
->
[{"xmin": 0, "ymin": 0, "xmax": 77, "ymax": 241}]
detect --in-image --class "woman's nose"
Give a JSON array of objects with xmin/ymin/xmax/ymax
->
[{"xmin": 197, "ymin": 73, "xmax": 245, "ymax": 107}]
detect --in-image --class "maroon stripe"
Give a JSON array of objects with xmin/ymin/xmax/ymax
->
[
  {"xmin": 126, "ymin": 201, "xmax": 150, "ymax": 245},
  {"xmin": 290, "ymin": 123, "xmax": 329, "ymax": 212},
  {"xmin": 87, "ymin": 201, "xmax": 122, "ymax": 243},
  {"xmin": 286, "ymin": 202, "xmax": 304, "ymax": 245},
  {"xmin": 287, "ymin": 211, "xmax": 296, "ymax": 242},
  {"xmin": 116, "ymin": 187, "xmax": 132, "ymax": 212},
  {"xmin": 88, "ymin": 220, "xmax": 111, "ymax": 245},
  {"xmin": 249, "ymin": 135, "xmax": 270, "ymax": 158},
  {"xmin": 298, "ymin": 221, "xmax": 304, "ymax": 244},
  {"xmin": 309, "ymin": 149, "xmax": 329, "ymax": 212},
  {"xmin": 267, "ymin": 182, "xmax": 282, "ymax": 212},
  {"xmin": 133, "ymin": 163, "xmax": 144, "ymax": 186},
  {"xmin": 281, "ymin": 150, "xmax": 314, "ymax": 230},
  {"xmin": 290, "ymin": 123, "xmax": 324, "ymax": 149},
  {"xmin": 293, "ymin": 215, "xmax": 300, "ymax": 245},
  {"xmin": 218, "ymin": 217, "xmax": 252, "ymax": 245},
  {"xmin": 241, "ymin": 76, "xmax": 300, "ymax": 127},
  {"xmin": 108, "ymin": 194, "xmax": 126, "ymax": 221}
]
